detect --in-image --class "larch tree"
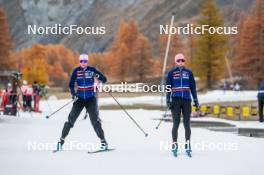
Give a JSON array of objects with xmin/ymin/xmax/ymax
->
[
  {"xmin": 133, "ymin": 34, "xmax": 153, "ymax": 81},
  {"xmin": 234, "ymin": 0, "xmax": 264, "ymax": 86},
  {"xmin": 108, "ymin": 19, "xmax": 153, "ymax": 81},
  {"xmin": 14, "ymin": 44, "xmax": 78, "ymax": 86},
  {"xmin": 21, "ymin": 44, "xmax": 49, "ymax": 84},
  {"xmin": 0, "ymin": 7, "xmax": 13, "ymax": 70}
]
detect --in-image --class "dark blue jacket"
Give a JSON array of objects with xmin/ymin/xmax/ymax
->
[
  {"xmin": 166, "ymin": 67, "xmax": 198, "ymax": 104},
  {"xmin": 258, "ymin": 82, "xmax": 264, "ymax": 99},
  {"xmin": 69, "ymin": 66, "xmax": 107, "ymax": 100}
]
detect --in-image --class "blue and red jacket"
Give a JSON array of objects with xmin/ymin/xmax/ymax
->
[
  {"xmin": 166, "ymin": 66, "xmax": 198, "ymax": 104},
  {"xmin": 69, "ymin": 66, "xmax": 107, "ymax": 100}
]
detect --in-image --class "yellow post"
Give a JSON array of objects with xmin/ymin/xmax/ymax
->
[
  {"xmin": 227, "ymin": 106, "xmax": 234, "ymax": 118},
  {"xmin": 242, "ymin": 106, "xmax": 250, "ymax": 118},
  {"xmin": 213, "ymin": 105, "xmax": 220, "ymax": 115},
  {"xmin": 201, "ymin": 105, "xmax": 207, "ymax": 113}
]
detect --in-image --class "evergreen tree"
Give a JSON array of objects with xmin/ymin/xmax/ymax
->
[{"xmin": 193, "ymin": 0, "xmax": 229, "ymax": 89}]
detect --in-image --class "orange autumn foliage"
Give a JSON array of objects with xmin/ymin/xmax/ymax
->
[
  {"xmin": 13, "ymin": 44, "xmax": 78, "ymax": 86},
  {"xmin": 0, "ymin": 7, "xmax": 14, "ymax": 70},
  {"xmin": 234, "ymin": 0, "xmax": 264, "ymax": 85}
]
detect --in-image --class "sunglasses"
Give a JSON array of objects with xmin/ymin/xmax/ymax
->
[
  {"xmin": 176, "ymin": 59, "xmax": 185, "ymax": 63},
  {"xmin": 80, "ymin": 60, "xmax": 88, "ymax": 63}
]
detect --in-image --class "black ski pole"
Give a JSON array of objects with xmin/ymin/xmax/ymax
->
[
  {"xmin": 155, "ymin": 107, "xmax": 169, "ymax": 129},
  {"xmin": 45, "ymin": 98, "xmax": 76, "ymax": 119},
  {"xmin": 108, "ymin": 92, "xmax": 148, "ymax": 137}
]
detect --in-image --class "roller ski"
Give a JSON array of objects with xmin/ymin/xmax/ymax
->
[{"xmin": 88, "ymin": 140, "xmax": 114, "ymax": 154}]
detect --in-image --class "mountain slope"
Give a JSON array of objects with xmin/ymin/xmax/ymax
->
[{"xmin": 0, "ymin": 0, "xmax": 255, "ymax": 53}]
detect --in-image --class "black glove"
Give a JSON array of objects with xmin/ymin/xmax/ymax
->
[
  {"xmin": 71, "ymin": 92, "xmax": 77, "ymax": 100},
  {"xmin": 194, "ymin": 100, "xmax": 199, "ymax": 107},
  {"xmin": 193, "ymin": 100, "xmax": 200, "ymax": 111},
  {"xmin": 167, "ymin": 101, "xmax": 172, "ymax": 109},
  {"xmin": 93, "ymin": 72, "xmax": 100, "ymax": 78}
]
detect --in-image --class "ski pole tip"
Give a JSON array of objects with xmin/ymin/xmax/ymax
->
[
  {"xmin": 145, "ymin": 133, "xmax": 148, "ymax": 137},
  {"xmin": 45, "ymin": 116, "xmax": 49, "ymax": 119}
]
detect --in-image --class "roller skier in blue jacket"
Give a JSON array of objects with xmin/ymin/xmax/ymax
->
[
  {"xmin": 166, "ymin": 53, "xmax": 200, "ymax": 157},
  {"xmin": 56, "ymin": 54, "xmax": 108, "ymax": 151}
]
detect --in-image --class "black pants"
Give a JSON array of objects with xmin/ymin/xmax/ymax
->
[
  {"xmin": 258, "ymin": 97, "xmax": 264, "ymax": 122},
  {"xmin": 22, "ymin": 95, "xmax": 27, "ymax": 108},
  {"xmin": 61, "ymin": 97, "xmax": 105, "ymax": 140},
  {"xmin": 171, "ymin": 97, "xmax": 191, "ymax": 142},
  {"xmin": 83, "ymin": 93, "xmax": 98, "ymax": 120},
  {"xmin": 26, "ymin": 96, "xmax": 32, "ymax": 110}
]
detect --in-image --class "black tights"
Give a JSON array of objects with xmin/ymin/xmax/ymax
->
[
  {"xmin": 61, "ymin": 97, "xmax": 105, "ymax": 140},
  {"xmin": 171, "ymin": 97, "xmax": 191, "ymax": 142}
]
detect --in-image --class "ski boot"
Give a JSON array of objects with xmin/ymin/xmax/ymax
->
[
  {"xmin": 100, "ymin": 139, "xmax": 108, "ymax": 150},
  {"xmin": 54, "ymin": 138, "xmax": 65, "ymax": 152},
  {"xmin": 185, "ymin": 141, "xmax": 192, "ymax": 157},
  {"xmin": 171, "ymin": 142, "xmax": 178, "ymax": 157}
]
